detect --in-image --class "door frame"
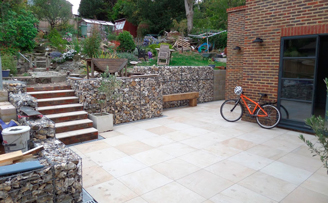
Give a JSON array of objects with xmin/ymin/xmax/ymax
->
[{"xmin": 277, "ymin": 34, "xmax": 319, "ymax": 132}]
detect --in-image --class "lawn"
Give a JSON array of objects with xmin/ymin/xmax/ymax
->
[{"xmin": 138, "ymin": 51, "xmax": 226, "ymax": 67}]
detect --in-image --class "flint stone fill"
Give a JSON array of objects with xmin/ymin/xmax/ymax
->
[
  {"xmin": 9, "ymin": 93, "xmax": 37, "ymax": 114},
  {"xmin": 67, "ymin": 75, "xmax": 162, "ymax": 124},
  {"xmin": 0, "ymin": 157, "xmax": 54, "ymax": 203},
  {"xmin": 19, "ymin": 116, "xmax": 55, "ymax": 140},
  {"xmin": 133, "ymin": 66, "xmax": 214, "ymax": 108},
  {"xmin": 3, "ymin": 81, "xmax": 27, "ymax": 94},
  {"xmin": 34, "ymin": 139, "xmax": 83, "ymax": 203}
]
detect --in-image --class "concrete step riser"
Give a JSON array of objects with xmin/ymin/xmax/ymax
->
[
  {"xmin": 59, "ymin": 132, "xmax": 98, "ymax": 145},
  {"xmin": 27, "ymin": 86, "xmax": 71, "ymax": 92},
  {"xmin": 38, "ymin": 99, "xmax": 79, "ymax": 107},
  {"xmin": 39, "ymin": 106, "xmax": 83, "ymax": 115},
  {"xmin": 56, "ymin": 122, "xmax": 93, "ymax": 133},
  {"xmin": 49, "ymin": 114, "xmax": 88, "ymax": 123},
  {"xmin": 30, "ymin": 92, "xmax": 75, "ymax": 99}
]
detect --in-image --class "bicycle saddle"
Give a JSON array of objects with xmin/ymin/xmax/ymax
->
[{"xmin": 259, "ymin": 93, "xmax": 267, "ymax": 97}]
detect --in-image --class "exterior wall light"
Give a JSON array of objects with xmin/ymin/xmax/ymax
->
[
  {"xmin": 233, "ymin": 46, "xmax": 241, "ymax": 50},
  {"xmin": 252, "ymin": 37, "xmax": 263, "ymax": 43}
]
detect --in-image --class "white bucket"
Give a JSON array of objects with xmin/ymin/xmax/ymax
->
[{"xmin": 2, "ymin": 126, "xmax": 30, "ymax": 152}]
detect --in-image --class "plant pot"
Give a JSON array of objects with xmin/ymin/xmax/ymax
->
[
  {"xmin": 89, "ymin": 113, "xmax": 113, "ymax": 132},
  {"xmin": 2, "ymin": 70, "xmax": 10, "ymax": 77}
]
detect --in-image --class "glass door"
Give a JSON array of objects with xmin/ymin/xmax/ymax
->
[{"xmin": 278, "ymin": 36, "xmax": 318, "ymax": 130}]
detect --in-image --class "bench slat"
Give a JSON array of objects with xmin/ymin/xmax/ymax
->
[{"xmin": 163, "ymin": 92, "xmax": 199, "ymax": 102}]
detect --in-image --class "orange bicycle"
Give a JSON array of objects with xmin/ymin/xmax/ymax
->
[{"xmin": 220, "ymin": 86, "xmax": 281, "ymax": 129}]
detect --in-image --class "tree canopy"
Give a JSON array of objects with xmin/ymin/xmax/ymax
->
[
  {"xmin": 0, "ymin": 1, "xmax": 38, "ymax": 53},
  {"xmin": 31, "ymin": 0, "xmax": 72, "ymax": 29}
]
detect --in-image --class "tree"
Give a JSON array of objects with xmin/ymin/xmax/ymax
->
[
  {"xmin": 184, "ymin": 0, "xmax": 194, "ymax": 34},
  {"xmin": 32, "ymin": 0, "xmax": 71, "ymax": 29},
  {"xmin": 79, "ymin": 0, "xmax": 110, "ymax": 20},
  {"xmin": 0, "ymin": 2, "xmax": 38, "ymax": 53}
]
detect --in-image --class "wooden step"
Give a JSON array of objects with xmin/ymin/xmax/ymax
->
[
  {"xmin": 56, "ymin": 128, "xmax": 98, "ymax": 145},
  {"xmin": 37, "ymin": 96, "xmax": 79, "ymax": 107},
  {"xmin": 28, "ymin": 90, "xmax": 75, "ymax": 99},
  {"xmin": 45, "ymin": 111, "xmax": 89, "ymax": 123},
  {"xmin": 37, "ymin": 104, "xmax": 83, "ymax": 115},
  {"xmin": 27, "ymin": 85, "xmax": 71, "ymax": 92},
  {"xmin": 55, "ymin": 119, "xmax": 93, "ymax": 133}
]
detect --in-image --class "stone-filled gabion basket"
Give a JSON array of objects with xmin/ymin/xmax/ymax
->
[
  {"xmin": 133, "ymin": 66, "xmax": 214, "ymax": 109},
  {"xmin": 67, "ymin": 75, "xmax": 163, "ymax": 124},
  {"xmin": 33, "ymin": 139, "xmax": 83, "ymax": 203},
  {"xmin": 0, "ymin": 157, "xmax": 54, "ymax": 203},
  {"xmin": 9, "ymin": 93, "xmax": 37, "ymax": 115},
  {"xmin": 19, "ymin": 116, "xmax": 55, "ymax": 141},
  {"xmin": 3, "ymin": 81, "xmax": 27, "ymax": 94}
]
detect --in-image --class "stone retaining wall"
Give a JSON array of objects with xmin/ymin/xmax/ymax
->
[
  {"xmin": 0, "ymin": 139, "xmax": 82, "ymax": 203},
  {"xmin": 133, "ymin": 66, "xmax": 214, "ymax": 108},
  {"xmin": 67, "ymin": 75, "xmax": 162, "ymax": 124}
]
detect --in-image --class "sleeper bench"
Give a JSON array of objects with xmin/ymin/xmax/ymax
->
[{"xmin": 163, "ymin": 92, "xmax": 199, "ymax": 107}]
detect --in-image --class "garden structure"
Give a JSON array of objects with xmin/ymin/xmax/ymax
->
[{"xmin": 226, "ymin": 0, "xmax": 328, "ymax": 132}]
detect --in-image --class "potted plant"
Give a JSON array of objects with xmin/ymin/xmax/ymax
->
[{"xmin": 88, "ymin": 67, "xmax": 122, "ymax": 132}]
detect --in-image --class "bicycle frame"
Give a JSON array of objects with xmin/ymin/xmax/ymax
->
[{"xmin": 238, "ymin": 93, "xmax": 268, "ymax": 117}]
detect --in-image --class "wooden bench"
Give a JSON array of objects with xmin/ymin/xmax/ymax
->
[{"xmin": 163, "ymin": 92, "xmax": 199, "ymax": 107}]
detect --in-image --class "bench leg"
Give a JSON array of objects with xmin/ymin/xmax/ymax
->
[{"xmin": 189, "ymin": 98, "xmax": 197, "ymax": 107}]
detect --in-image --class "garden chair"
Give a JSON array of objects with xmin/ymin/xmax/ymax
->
[{"xmin": 157, "ymin": 45, "xmax": 170, "ymax": 66}]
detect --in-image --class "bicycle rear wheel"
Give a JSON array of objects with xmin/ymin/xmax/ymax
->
[
  {"xmin": 220, "ymin": 99, "xmax": 243, "ymax": 122},
  {"xmin": 256, "ymin": 104, "xmax": 281, "ymax": 129}
]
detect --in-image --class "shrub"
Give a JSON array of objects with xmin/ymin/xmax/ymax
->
[
  {"xmin": 48, "ymin": 28, "xmax": 66, "ymax": 52},
  {"xmin": 117, "ymin": 31, "xmax": 135, "ymax": 52},
  {"xmin": 107, "ymin": 33, "xmax": 118, "ymax": 41},
  {"xmin": 1, "ymin": 54, "xmax": 17, "ymax": 75},
  {"xmin": 117, "ymin": 52, "xmax": 138, "ymax": 63},
  {"xmin": 72, "ymin": 38, "xmax": 81, "ymax": 54},
  {"xmin": 300, "ymin": 78, "xmax": 328, "ymax": 173},
  {"xmin": 81, "ymin": 27, "xmax": 102, "ymax": 58}
]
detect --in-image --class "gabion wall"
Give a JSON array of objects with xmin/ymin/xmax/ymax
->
[
  {"xmin": 3, "ymin": 81, "xmax": 27, "ymax": 94},
  {"xmin": 133, "ymin": 66, "xmax": 214, "ymax": 108},
  {"xmin": 67, "ymin": 75, "xmax": 162, "ymax": 124},
  {"xmin": 0, "ymin": 139, "xmax": 82, "ymax": 203},
  {"xmin": 9, "ymin": 93, "xmax": 56, "ymax": 141}
]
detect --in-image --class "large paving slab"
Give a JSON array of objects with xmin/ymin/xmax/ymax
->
[{"xmin": 70, "ymin": 101, "xmax": 327, "ymax": 203}]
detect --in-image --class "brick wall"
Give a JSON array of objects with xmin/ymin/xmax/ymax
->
[
  {"xmin": 227, "ymin": 0, "xmax": 328, "ymax": 121},
  {"xmin": 226, "ymin": 7, "xmax": 245, "ymax": 100}
]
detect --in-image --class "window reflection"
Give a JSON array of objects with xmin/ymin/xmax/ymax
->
[
  {"xmin": 281, "ymin": 100, "xmax": 312, "ymax": 122},
  {"xmin": 283, "ymin": 59, "xmax": 315, "ymax": 79},
  {"xmin": 284, "ymin": 38, "xmax": 316, "ymax": 57},
  {"xmin": 281, "ymin": 80, "xmax": 313, "ymax": 101}
]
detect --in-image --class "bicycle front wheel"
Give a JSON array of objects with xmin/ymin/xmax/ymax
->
[
  {"xmin": 220, "ymin": 99, "xmax": 243, "ymax": 122},
  {"xmin": 256, "ymin": 104, "xmax": 281, "ymax": 129}
]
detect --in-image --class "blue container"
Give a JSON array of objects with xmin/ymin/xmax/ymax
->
[{"xmin": 2, "ymin": 70, "xmax": 10, "ymax": 77}]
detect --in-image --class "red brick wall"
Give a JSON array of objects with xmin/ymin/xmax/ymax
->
[
  {"xmin": 226, "ymin": 7, "xmax": 245, "ymax": 100},
  {"xmin": 226, "ymin": 0, "xmax": 328, "ymax": 120}
]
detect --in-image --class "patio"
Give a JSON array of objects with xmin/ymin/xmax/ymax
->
[{"xmin": 70, "ymin": 101, "xmax": 328, "ymax": 203}]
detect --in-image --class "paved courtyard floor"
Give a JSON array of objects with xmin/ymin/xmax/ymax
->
[{"xmin": 70, "ymin": 101, "xmax": 328, "ymax": 203}]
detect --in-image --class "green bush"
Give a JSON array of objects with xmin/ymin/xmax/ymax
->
[
  {"xmin": 81, "ymin": 28, "xmax": 102, "ymax": 58},
  {"xmin": 148, "ymin": 43, "xmax": 173, "ymax": 56},
  {"xmin": 107, "ymin": 33, "xmax": 118, "ymax": 41},
  {"xmin": 72, "ymin": 38, "xmax": 81, "ymax": 53},
  {"xmin": 48, "ymin": 28, "xmax": 66, "ymax": 52},
  {"xmin": 117, "ymin": 31, "xmax": 135, "ymax": 52},
  {"xmin": 209, "ymin": 31, "xmax": 227, "ymax": 49},
  {"xmin": 0, "ymin": 9, "xmax": 38, "ymax": 54},
  {"xmin": 117, "ymin": 52, "xmax": 138, "ymax": 63},
  {"xmin": 1, "ymin": 54, "xmax": 17, "ymax": 75}
]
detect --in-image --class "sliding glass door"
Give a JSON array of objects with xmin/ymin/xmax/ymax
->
[{"xmin": 278, "ymin": 36, "xmax": 318, "ymax": 131}]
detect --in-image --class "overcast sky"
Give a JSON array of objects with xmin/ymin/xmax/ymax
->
[{"xmin": 68, "ymin": 0, "xmax": 81, "ymax": 15}]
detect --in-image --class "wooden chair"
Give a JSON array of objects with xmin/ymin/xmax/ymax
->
[{"xmin": 157, "ymin": 45, "xmax": 170, "ymax": 66}]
